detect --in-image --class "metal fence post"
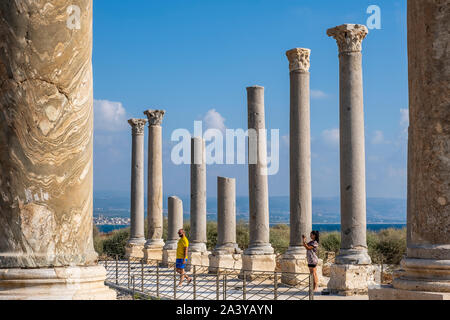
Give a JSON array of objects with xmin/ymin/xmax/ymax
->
[
  {"xmin": 243, "ymin": 271, "xmax": 247, "ymax": 300},
  {"xmin": 216, "ymin": 272, "xmax": 220, "ymax": 300},
  {"xmin": 141, "ymin": 259, "xmax": 144, "ymax": 293},
  {"xmin": 128, "ymin": 258, "xmax": 131, "ymax": 289},
  {"xmin": 115, "ymin": 255, "xmax": 119, "ymax": 285},
  {"xmin": 132, "ymin": 275, "xmax": 136, "ymax": 300},
  {"xmin": 173, "ymin": 266, "xmax": 177, "ymax": 300},
  {"xmin": 105, "ymin": 258, "xmax": 108, "ymax": 271},
  {"xmin": 156, "ymin": 261, "xmax": 160, "ymax": 298},
  {"xmin": 274, "ymin": 272, "xmax": 278, "ymax": 300},
  {"xmin": 309, "ymin": 273, "xmax": 314, "ymax": 300},
  {"xmin": 223, "ymin": 273, "xmax": 227, "ymax": 300},
  {"xmin": 193, "ymin": 266, "xmax": 197, "ymax": 300}
]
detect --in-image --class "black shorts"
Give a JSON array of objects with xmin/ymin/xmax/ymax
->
[{"xmin": 308, "ymin": 264, "xmax": 317, "ymax": 268}]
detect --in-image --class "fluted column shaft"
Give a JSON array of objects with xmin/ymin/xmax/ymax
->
[
  {"xmin": 144, "ymin": 110, "xmax": 165, "ymax": 249},
  {"xmin": 286, "ymin": 48, "xmax": 312, "ymax": 255},
  {"xmin": 128, "ymin": 119, "xmax": 147, "ymax": 245},
  {"xmin": 327, "ymin": 24, "xmax": 371, "ymax": 265},
  {"xmin": 245, "ymin": 86, "xmax": 274, "ymax": 255},
  {"xmin": 190, "ymin": 137, "xmax": 207, "ymax": 252}
]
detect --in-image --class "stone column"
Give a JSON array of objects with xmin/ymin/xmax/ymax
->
[
  {"xmin": 188, "ymin": 137, "xmax": 210, "ymax": 267},
  {"xmin": 125, "ymin": 119, "xmax": 147, "ymax": 259},
  {"xmin": 370, "ymin": 0, "xmax": 450, "ymax": 300},
  {"xmin": 209, "ymin": 177, "xmax": 242, "ymax": 273},
  {"xmin": 0, "ymin": 0, "xmax": 115, "ymax": 299},
  {"xmin": 162, "ymin": 196, "xmax": 183, "ymax": 267},
  {"xmin": 281, "ymin": 49, "xmax": 322, "ymax": 285},
  {"xmin": 241, "ymin": 86, "xmax": 275, "ymax": 277},
  {"xmin": 326, "ymin": 24, "xmax": 379, "ymax": 295},
  {"xmin": 143, "ymin": 110, "xmax": 165, "ymax": 261}
]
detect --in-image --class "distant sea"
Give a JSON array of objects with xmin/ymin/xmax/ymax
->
[{"xmin": 97, "ymin": 223, "xmax": 406, "ymax": 234}]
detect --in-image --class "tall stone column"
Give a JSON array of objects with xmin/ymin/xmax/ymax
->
[
  {"xmin": 188, "ymin": 137, "xmax": 210, "ymax": 267},
  {"xmin": 125, "ymin": 119, "xmax": 147, "ymax": 259},
  {"xmin": 0, "ymin": 0, "xmax": 115, "ymax": 299},
  {"xmin": 326, "ymin": 24, "xmax": 378, "ymax": 295},
  {"xmin": 162, "ymin": 196, "xmax": 183, "ymax": 267},
  {"xmin": 370, "ymin": 0, "xmax": 450, "ymax": 300},
  {"xmin": 281, "ymin": 49, "xmax": 322, "ymax": 284},
  {"xmin": 209, "ymin": 177, "xmax": 242, "ymax": 273},
  {"xmin": 241, "ymin": 86, "xmax": 275, "ymax": 277},
  {"xmin": 143, "ymin": 110, "xmax": 165, "ymax": 261}
]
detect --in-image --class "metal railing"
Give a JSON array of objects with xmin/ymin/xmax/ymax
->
[{"xmin": 100, "ymin": 256, "xmax": 314, "ymax": 301}]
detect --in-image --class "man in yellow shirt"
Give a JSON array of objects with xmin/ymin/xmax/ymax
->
[{"xmin": 176, "ymin": 229, "xmax": 192, "ymax": 287}]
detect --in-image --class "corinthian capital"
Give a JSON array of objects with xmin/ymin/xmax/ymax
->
[
  {"xmin": 327, "ymin": 24, "xmax": 368, "ymax": 54},
  {"xmin": 144, "ymin": 110, "xmax": 165, "ymax": 126},
  {"xmin": 286, "ymin": 48, "xmax": 311, "ymax": 72},
  {"xmin": 128, "ymin": 118, "xmax": 148, "ymax": 135}
]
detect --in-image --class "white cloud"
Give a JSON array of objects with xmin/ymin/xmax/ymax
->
[
  {"xmin": 311, "ymin": 90, "xmax": 328, "ymax": 99},
  {"xmin": 322, "ymin": 128, "xmax": 339, "ymax": 146},
  {"xmin": 400, "ymin": 109, "xmax": 409, "ymax": 128},
  {"xmin": 203, "ymin": 109, "xmax": 226, "ymax": 132},
  {"xmin": 282, "ymin": 135, "xmax": 289, "ymax": 147},
  {"xmin": 94, "ymin": 99, "xmax": 128, "ymax": 132},
  {"xmin": 372, "ymin": 130, "xmax": 385, "ymax": 144}
]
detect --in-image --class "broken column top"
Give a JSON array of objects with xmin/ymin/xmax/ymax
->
[
  {"xmin": 327, "ymin": 24, "xmax": 368, "ymax": 54},
  {"xmin": 143, "ymin": 109, "xmax": 165, "ymax": 126},
  {"xmin": 128, "ymin": 118, "xmax": 148, "ymax": 135},
  {"xmin": 286, "ymin": 48, "xmax": 311, "ymax": 73}
]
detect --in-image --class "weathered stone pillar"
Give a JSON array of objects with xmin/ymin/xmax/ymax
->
[
  {"xmin": 188, "ymin": 137, "xmax": 210, "ymax": 267},
  {"xmin": 241, "ymin": 86, "xmax": 275, "ymax": 277},
  {"xmin": 125, "ymin": 119, "xmax": 147, "ymax": 259},
  {"xmin": 0, "ymin": 0, "xmax": 115, "ymax": 299},
  {"xmin": 209, "ymin": 177, "xmax": 242, "ymax": 273},
  {"xmin": 280, "ymin": 49, "xmax": 323, "ymax": 285},
  {"xmin": 369, "ymin": 0, "xmax": 450, "ymax": 300},
  {"xmin": 162, "ymin": 196, "xmax": 184, "ymax": 267},
  {"xmin": 143, "ymin": 110, "xmax": 165, "ymax": 261},
  {"xmin": 326, "ymin": 24, "xmax": 378, "ymax": 295}
]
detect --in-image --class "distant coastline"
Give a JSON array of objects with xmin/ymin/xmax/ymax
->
[{"xmin": 97, "ymin": 223, "xmax": 406, "ymax": 234}]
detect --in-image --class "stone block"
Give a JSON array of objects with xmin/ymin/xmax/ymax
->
[
  {"xmin": 125, "ymin": 244, "xmax": 145, "ymax": 259},
  {"xmin": 239, "ymin": 254, "xmax": 276, "ymax": 281},
  {"xmin": 369, "ymin": 285, "xmax": 450, "ymax": 300},
  {"xmin": 143, "ymin": 247, "xmax": 163, "ymax": 262},
  {"xmin": 208, "ymin": 253, "xmax": 242, "ymax": 273},
  {"xmin": 280, "ymin": 254, "xmax": 324, "ymax": 286},
  {"xmin": 161, "ymin": 249, "xmax": 177, "ymax": 267},
  {"xmin": 186, "ymin": 251, "xmax": 211, "ymax": 271},
  {"xmin": 327, "ymin": 264, "xmax": 381, "ymax": 296}
]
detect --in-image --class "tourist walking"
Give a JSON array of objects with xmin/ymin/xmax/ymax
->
[
  {"xmin": 176, "ymin": 229, "xmax": 192, "ymax": 287},
  {"xmin": 302, "ymin": 231, "xmax": 320, "ymax": 291}
]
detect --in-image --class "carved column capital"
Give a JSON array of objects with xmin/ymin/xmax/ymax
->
[
  {"xmin": 327, "ymin": 24, "xmax": 368, "ymax": 54},
  {"xmin": 143, "ymin": 109, "xmax": 165, "ymax": 126},
  {"xmin": 286, "ymin": 48, "xmax": 311, "ymax": 72},
  {"xmin": 128, "ymin": 118, "xmax": 148, "ymax": 135}
]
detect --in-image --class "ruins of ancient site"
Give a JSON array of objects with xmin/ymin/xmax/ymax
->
[{"xmin": 0, "ymin": 0, "xmax": 448, "ymax": 303}]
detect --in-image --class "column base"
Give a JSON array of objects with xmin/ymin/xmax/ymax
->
[
  {"xmin": 0, "ymin": 265, "xmax": 116, "ymax": 300},
  {"xmin": 143, "ymin": 247, "xmax": 163, "ymax": 262},
  {"xmin": 208, "ymin": 253, "xmax": 242, "ymax": 273},
  {"xmin": 161, "ymin": 249, "xmax": 177, "ymax": 268},
  {"xmin": 327, "ymin": 264, "xmax": 380, "ymax": 296},
  {"xmin": 239, "ymin": 254, "xmax": 276, "ymax": 280},
  {"xmin": 368, "ymin": 285, "xmax": 450, "ymax": 300},
  {"xmin": 125, "ymin": 243, "xmax": 145, "ymax": 259},
  {"xmin": 335, "ymin": 249, "xmax": 372, "ymax": 265},
  {"xmin": 280, "ymin": 253, "xmax": 324, "ymax": 286}
]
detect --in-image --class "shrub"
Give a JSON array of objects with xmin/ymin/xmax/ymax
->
[
  {"xmin": 102, "ymin": 228, "xmax": 130, "ymax": 259},
  {"xmin": 270, "ymin": 224, "xmax": 290, "ymax": 254}
]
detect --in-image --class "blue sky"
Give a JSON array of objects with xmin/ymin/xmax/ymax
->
[{"xmin": 92, "ymin": 0, "xmax": 408, "ymax": 199}]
